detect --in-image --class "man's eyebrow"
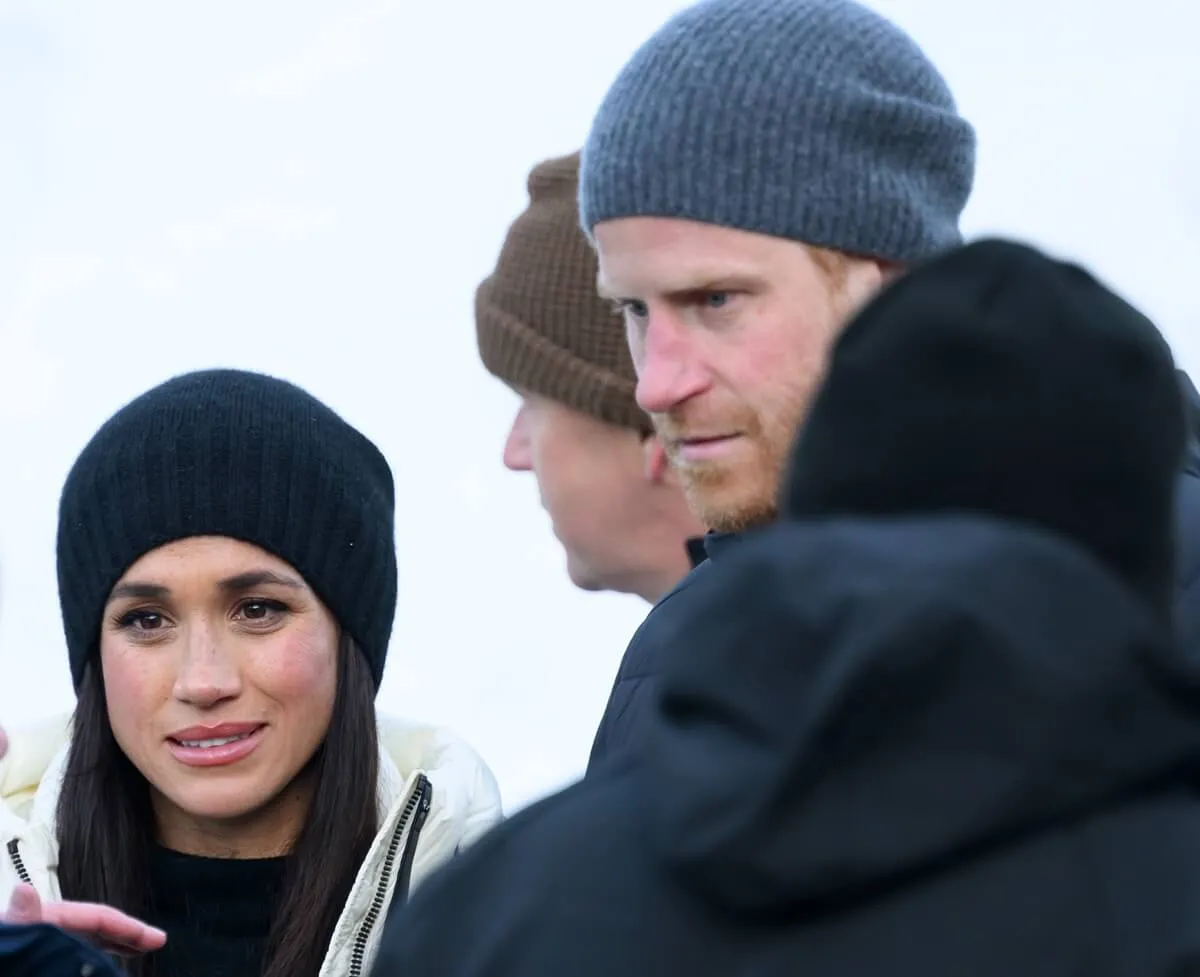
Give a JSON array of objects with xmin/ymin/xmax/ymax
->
[
  {"xmin": 666, "ymin": 273, "xmax": 767, "ymax": 296},
  {"xmin": 596, "ymin": 273, "xmax": 767, "ymax": 302}
]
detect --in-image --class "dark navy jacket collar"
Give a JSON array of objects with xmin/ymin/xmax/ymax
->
[
  {"xmin": 702, "ymin": 531, "xmax": 743, "ymax": 561},
  {"xmin": 685, "ymin": 531, "xmax": 752, "ymax": 568}
]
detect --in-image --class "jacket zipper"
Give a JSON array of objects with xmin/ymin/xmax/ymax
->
[
  {"xmin": 390, "ymin": 775, "xmax": 433, "ymax": 910},
  {"xmin": 347, "ymin": 773, "xmax": 432, "ymax": 977},
  {"xmin": 6, "ymin": 838, "xmax": 32, "ymax": 885}
]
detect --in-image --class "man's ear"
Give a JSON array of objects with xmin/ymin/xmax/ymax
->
[{"xmin": 642, "ymin": 433, "xmax": 669, "ymax": 484}]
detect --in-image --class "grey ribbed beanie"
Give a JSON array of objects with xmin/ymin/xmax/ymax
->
[{"xmin": 579, "ymin": 0, "xmax": 976, "ymax": 263}]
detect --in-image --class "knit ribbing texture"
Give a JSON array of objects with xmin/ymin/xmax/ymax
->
[
  {"xmin": 56, "ymin": 369, "xmax": 397, "ymax": 690},
  {"xmin": 580, "ymin": 0, "xmax": 976, "ymax": 262},
  {"xmin": 477, "ymin": 152, "xmax": 649, "ymax": 432}
]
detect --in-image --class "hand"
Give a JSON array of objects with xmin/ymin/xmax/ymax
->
[{"xmin": 3, "ymin": 883, "xmax": 166, "ymax": 956}]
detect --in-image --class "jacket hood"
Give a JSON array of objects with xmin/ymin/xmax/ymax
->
[
  {"xmin": 0, "ymin": 712, "xmax": 501, "ymax": 841},
  {"xmin": 1180, "ymin": 370, "xmax": 1200, "ymax": 477},
  {"xmin": 640, "ymin": 516, "xmax": 1200, "ymax": 915}
]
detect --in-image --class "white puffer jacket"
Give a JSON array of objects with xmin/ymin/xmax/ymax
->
[{"xmin": 0, "ymin": 712, "xmax": 503, "ymax": 977}]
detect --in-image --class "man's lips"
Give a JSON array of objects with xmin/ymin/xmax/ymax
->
[{"xmin": 672, "ymin": 434, "xmax": 742, "ymax": 462}]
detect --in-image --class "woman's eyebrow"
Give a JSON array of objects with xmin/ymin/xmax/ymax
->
[
  {"xmin": 107, "ymin": 581, "xmax": 169, "ymax": 603},
  {"xmin": 106, "ymin": 570, "xmax": 302, "ymax": 604},
  {"xmin": 218, "ymin": 570, "xmax": 304, "ymax": 592}
]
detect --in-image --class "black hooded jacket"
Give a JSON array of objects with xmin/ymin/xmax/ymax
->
[
  {"xmin": 374, "ymin": 518, "xmax": 1200, "ymax": 977},
  {"xmin": 1176, "ymin": 373, "xmax": 1200, "ymax": 649}
]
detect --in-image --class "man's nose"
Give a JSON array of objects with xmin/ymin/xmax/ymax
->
[
  {"xmin": 503, "ymin": 405, "xmax": 532, "ymax": 471},
  {"xmin": 634, "ymin": 314, "xmax": 710, "ymax": 415}
]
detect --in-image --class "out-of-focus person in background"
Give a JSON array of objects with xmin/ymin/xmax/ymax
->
[
  {"xmin": 0, "ymin": 369, "xmax": 502, "ymax": 977},
  {"xmin": 477, "ymin": 151, "xmax": 706, "ymax": 604},
  {"xmin": 374, "ymin": 238, "xmax": 1200, "ymax": 977}
]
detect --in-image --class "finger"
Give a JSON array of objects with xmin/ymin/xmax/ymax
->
[
  {"xmin": 59, "ymin": 906, "xmax": 167, "ymax": 953},
  {"xmin": 41, "ymin": 901, "xmax": 167, "ymax": 954},
  {"xmin": 4, "ymin": 883, "xmax": 42, "ymax": 924}
]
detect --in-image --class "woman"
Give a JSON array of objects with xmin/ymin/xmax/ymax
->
[{"xmin": 0, "ymin": 369, "xmax": 503, "ymax": 977}]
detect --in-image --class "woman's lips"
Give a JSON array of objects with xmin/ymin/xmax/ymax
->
[{"xmin": 166, "ymin": 724, "xmax": 266, "ymax": 768}]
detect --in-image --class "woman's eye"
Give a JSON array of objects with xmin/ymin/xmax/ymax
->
[
  {"xmin": 114, "ymin": 609, "xmax": 168, "ymax": 635},
  {"xmin": 704, "ymin": 291, "xmax": 729, "ymax": 308},
  {"xmin": 237, "ymin": 599, "xmax": 287, "ymax": 623},
  {"xmin": 130, "ymin": 611, "xmax": 164, "ymax": 631}
]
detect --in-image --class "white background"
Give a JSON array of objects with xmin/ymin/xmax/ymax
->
[{"xmin": 1, "ymin": 0, "xmax": 1197, "ymax": 812}]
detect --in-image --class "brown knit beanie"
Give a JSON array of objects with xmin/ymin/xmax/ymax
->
[{"xmin": 476, "ymin": 151, "xmax": 650, "ymax": 433}]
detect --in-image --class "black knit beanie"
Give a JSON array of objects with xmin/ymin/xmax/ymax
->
[
  {"xmin": 57, "ymin": 369, "xmax": 397, "ymax": 690},
  {"xmin": 783, "ymin": 238, "xmax": 1185, "ymax": 617}
]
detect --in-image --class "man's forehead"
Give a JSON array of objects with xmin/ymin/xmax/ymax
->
[{"xmin": 594, "ymin": 218, "xmax": 786, "ymax": 297}]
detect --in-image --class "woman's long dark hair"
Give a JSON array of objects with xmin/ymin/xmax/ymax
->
[{"xmin": 56, "ymin": 633, "xmax": 380, "ymax": 977}]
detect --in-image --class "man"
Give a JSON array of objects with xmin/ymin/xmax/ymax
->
[
  {"xmin": 477, "ymin": 151, "xmax": 706, "ymax": 603},
  {"xmin": 581, "ymin": 0, "xmax": 977, "ymax": 769},
  {"xmin": 373, "ymin": 238, "xmax": 1200, "ymax": 977}
]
